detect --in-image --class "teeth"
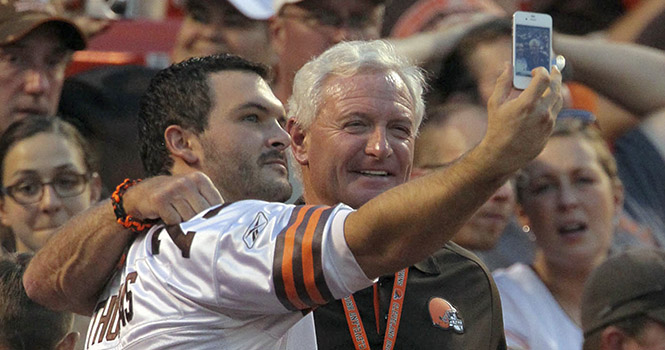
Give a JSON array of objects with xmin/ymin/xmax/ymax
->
[{"xmin": 360, "ymin": 170, "xmax": 388, "ymax": 176}]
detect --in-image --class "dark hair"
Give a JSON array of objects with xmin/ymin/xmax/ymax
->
[
  {"xmin": 432, "ymin": 18, "xmax": 512, "ymax": 105},
  {"xmin": 0, "ymin": 115, "xmax": 98, "ymax": 187},
  {"xmin": 0, "ymin": 253, "xmax": 73, "ymax": 350},
  {"xmin": 138, "ymin": 54, "xmax": 269, "ymax": 176}
]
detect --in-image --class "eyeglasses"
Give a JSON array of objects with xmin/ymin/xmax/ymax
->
[
  {"xmin": 279, "ymin": 7, "xmax": 380, "ymax": 32},
  {"xmin": 2, "ymin": 172, "xmax": 92, "ymax": 205}
]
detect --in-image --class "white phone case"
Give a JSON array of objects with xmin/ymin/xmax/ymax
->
[{"xmin": 512, "ymin": 11, "xmax": 552, "ymax": 90}]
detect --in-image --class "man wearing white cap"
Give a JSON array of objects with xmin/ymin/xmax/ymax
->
[
  {"xmin": 171, "ymin": 0, "xmax": 275, "ymax": 65},
  {"xmin": 0, "ymin": 0, "xmax": 85, "ymax": 131}
]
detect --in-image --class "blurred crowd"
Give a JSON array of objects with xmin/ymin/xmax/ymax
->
[{"xmin": 0, "ymin": 0, "xmax": 664, "ymax": 349}]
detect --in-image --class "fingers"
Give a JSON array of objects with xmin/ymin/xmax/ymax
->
[
  {"xmin": 161, "ymin": 173, "xmax": 222, "ymax": 224},
  {"xmin": 520, "ymin": 67, "xmax": 551, "ymax": 105},
  {"xmin": 488, "ymin": 63, "xmax": 513, "ymax": 111},
  {"xmin": 136, "ymin": 172, "xmax": 223, "ymax": 226},
  {"xmin": 165, "ymin": 200, "xmax": 197, "ymax": 225},
  {"xmin": 190, "ymin": 172, "xmax": 224, "ymax": 207},
  {"xmin": 536, "ymin": 66, "xmax": 563, "ymax": 118}
]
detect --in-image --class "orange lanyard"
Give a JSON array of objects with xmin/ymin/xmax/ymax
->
[{"xmin": 342, "ymin": 268, "xmax": 409, "ymax": 350}]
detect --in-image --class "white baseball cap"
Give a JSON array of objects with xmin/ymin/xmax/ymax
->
[{"xmin": 227, "ymin": 0, "xmax": 303, "ymax": 20}]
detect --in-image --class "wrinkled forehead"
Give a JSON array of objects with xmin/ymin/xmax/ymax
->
[{"xmin": 319, "ymin": 70, "xmax": 417, "ymax": 121}]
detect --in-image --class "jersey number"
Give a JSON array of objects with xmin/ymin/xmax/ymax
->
[{"xmin": 151, "ymin": 225, "xmax": 196, "ymax": 258}]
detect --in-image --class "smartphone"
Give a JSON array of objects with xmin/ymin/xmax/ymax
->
[{"xmin": 512, "ymin": 11, "xmax": 552, "ymax": 90}]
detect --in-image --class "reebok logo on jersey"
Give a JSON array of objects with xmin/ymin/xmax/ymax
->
[{"xmin": 243, "ymin": 212, "xmax": 268, "ymax": 248}]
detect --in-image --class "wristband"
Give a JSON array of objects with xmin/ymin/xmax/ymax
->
[{"xmin": 111, "ymin": 178, "xmax": 154, "ymax": 233}]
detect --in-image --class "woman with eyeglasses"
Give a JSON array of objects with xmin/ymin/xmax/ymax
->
[
  {"xmin": 0, "ymin": 115, "xmax": 102, "ymax": 254},
  {"xmin": 492, "ymin": 117, "xmax": 628, "ymax": 350}
]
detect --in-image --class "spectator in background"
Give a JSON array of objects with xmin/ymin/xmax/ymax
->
[
  {"xmin": 0, "ymin": 116, "xmax": 102, "ymax": 254},
  {"xmin": 493, "ymin": 117, "xmax": 625, "ymax": 350},
  {"xmin": 171, "ymin": 0, "xmax": 275, "ymax": 66},
  {"xmin": 269, "ymin": 0, "xmax": 386, "ymax": 104},
  {"xmin": 0, "ymin": 116, "xmax": 101, "ymax": 350},
  {"xmin": 0, "ymin": 0, "xmax": 85, "ymax": 131},
  {"xmin": 581, "ymin": 248, "xmax": 665, "ymax": 350},
  {"xmin": 412, "ymin": 102, "xmax": 530, "ymax": 270},
  {"xmin": 0, "ymin": 252, "xmax": 78, "ymax": 350}
]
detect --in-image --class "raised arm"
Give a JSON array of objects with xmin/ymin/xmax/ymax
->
[
  {"xmin": 389, "ymin": 13, "xmax": 498, "ymax": 66},
  {"xmin": 23, "ymin": 172, "xmax": 223, "ymax": 315},
  {"xmin": 347, "ymin": 64, "xmax": 562, "ymax": 279},
  {"xmin": 554, "ymin": 34, "xmax": 665, "ymax": 117}
]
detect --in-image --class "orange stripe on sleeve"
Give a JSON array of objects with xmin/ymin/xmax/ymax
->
[
  {"xmin": 281, "ymin": 206, "xmax": 310, "ymax": 310},
  {"xmin": 301, "ymin": 207, "xmax": 327, "ymax": 305}
]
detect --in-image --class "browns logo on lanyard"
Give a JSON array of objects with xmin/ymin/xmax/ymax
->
[{"xmin": 342, "ymin": 268, "xmax": 408, "ymax": 350}]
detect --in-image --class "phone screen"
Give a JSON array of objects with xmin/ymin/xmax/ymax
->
[{"xmin": 514, "ymin": 24, "xmax": 551, "ymax": 77}]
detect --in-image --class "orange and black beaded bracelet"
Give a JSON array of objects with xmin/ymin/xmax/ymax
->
[{"xmin": 111, "ymin": 178, "xmax": 154, "ymax": 233}]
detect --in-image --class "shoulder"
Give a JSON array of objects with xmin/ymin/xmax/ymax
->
[
  {"xmin": 423, "ymin": 242, "xmax": 494, "ymax": 277},
  {"xmin": 493, "ymin": 263, "xmax": 545, "ymax": 302},
  {"xmin": 493, "ymin": 263, "xmax": 533, "ymax": 281},
  {"xmin": 416, "ymin": 242, "xmax": 501, "ymax": 302}
]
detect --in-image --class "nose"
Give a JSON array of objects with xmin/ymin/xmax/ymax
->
[
  {"xmin": 490, "ymin": 181, "xmax": 515, "ymax": 203},
  {"xmin": 365, "ymin": 127, "xmax": 393, "ymax": 159},
  {"xmin": 39, "ymin": 184, "xmax": 63, "ymax": 213},
  {"xmin": 23, "ymin": 68, "xmax": 51, "ymax": 95},
  {"xmin": 557, "ymin": 181, "xmax": 579, "ymax": 210},
  {"xmin": 267, "ymin": 121, "xmax": 291, "ymax": 151}
]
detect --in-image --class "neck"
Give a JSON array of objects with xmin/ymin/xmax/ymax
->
[
  {"xmin": 300, "ymin": 171, "xmax": 330, "ymax": 207},
  {"xmin": 533, "ymin": 251, "xmax": 598, "ymax": 327}
]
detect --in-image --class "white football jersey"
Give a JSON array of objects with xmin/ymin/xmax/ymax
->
[{"xmin": 85, "ymin": 200, "xmax": 372, "ymax": 350}]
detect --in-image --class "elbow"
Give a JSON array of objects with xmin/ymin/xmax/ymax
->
[
  {"xmin": 23, "ymin": 273, "xmax": 52, "ymax": 306},
  {"xmin": 22, "ymin": 266, "xmax": 68, "ymax": 311}
]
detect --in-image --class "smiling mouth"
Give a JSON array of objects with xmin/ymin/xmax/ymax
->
[{"xmin": 357, "ymin": 170, "xmax": 390, "ymax": 177}]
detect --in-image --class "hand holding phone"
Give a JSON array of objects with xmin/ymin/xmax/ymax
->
[{"xmin": 512, "ymin": 11, "xmax": 552, "ymax": 90}]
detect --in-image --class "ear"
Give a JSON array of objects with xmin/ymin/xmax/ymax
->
[
  {"xmin": 599, "ymin": 326, "xmax": 626, "ymax": 350},
  {"xmin": 286, "ymin": 118, "xmax": 309, "ymax": 166},
  {"xmin": 55, "ymin": 332, "xmax": 79, "ymax": 350},
  {"xmin": 269, "ymin": 16, "xmax": 287, "ymax": 57},
  {"xmin": 88, "ymin": 172, "xmax": 103, "ymax": 203},
  {"xmin": 164, "ymin": 125, "xmax": 200, "ymax": 166}
]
